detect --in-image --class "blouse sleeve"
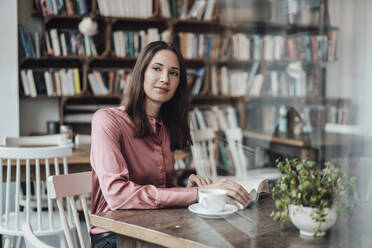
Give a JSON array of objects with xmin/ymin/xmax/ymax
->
[{"xmin": 90, "ymin": 109, "xmax": 198, "ymax": 210}]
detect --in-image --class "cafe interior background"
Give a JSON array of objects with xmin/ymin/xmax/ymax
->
[{"xmin": 0, "ymin": 0, "xmax": 372, "ymax": 247}]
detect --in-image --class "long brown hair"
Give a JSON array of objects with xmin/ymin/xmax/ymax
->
[{"xmin": 122, "ymin": 41, "xmax": 192, "ymax": 151}]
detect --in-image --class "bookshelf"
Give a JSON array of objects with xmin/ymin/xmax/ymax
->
[{"xmin": 19, "ymin": 0, "xmax": 349, "ymax": 166}]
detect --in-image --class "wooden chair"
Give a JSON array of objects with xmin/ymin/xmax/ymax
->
[
  {"xmin": 22, "ymin": 224, "xmax": 54, "ymax": 248},
  {"xmin": 47, "ymin": 171, "xmax": 92, "ymax": 248},
  {"xmin": 0, "ymin": 145, "xmax": 72, "ymax": 248}
]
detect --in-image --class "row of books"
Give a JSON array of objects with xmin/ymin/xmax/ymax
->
[
  {"xmin": 112, "ymin": 29, "xmax": 169, "ymax": 57},
  {"xmin": 34, "ymin": 0, "xmax": 90, "ymax": 16},
  {"xmin": 187, "ymin": 68, "xmax": 205, "ymax": 95},
  {"xmin": 231, "ymin": 32, "xmax": 337, "ymax": 62},
  {"xmin": 211, "ymin": 65, "xmax": 253, "ymax": 97},
  {"xmin": 188, "ymin": 63, "xmax": 262, "ymax": 97},
  {"xmin": 88, "ymin": 70, "xmax": 132, "ymax": 96},
  {"xmin": 159, "ymin": 0, "xmax": 216, "ymax": 20},
  {"xmin": 178, "ymin": 33, "xmax": 230, "ymax": 60},
  {"xmin": 19, "ymin": 25, "xmax": 42, "ymax": 58},
  {"xmin": 262, "ymin": 69, "xmax": 324, "ymax": 97},
  {"xmin": 190, "ymin": 106, "xmax": 239, "ymax": 131},
  {"xmin": 46, "ymin": 28, "xmax": 97, "ymax": 56},
  {"xmin": 282, "ymin": 0, "xmax": 327, "ymax": 25},
  {"xmin": 247, "ymin": 104, "xmax": 350, "ymax": 134},
  {"xmin": 20, "ymin": 68, "xmax": 81, "ymax": 97},
  {"xmin": 97, "ymin": 0, "xmax": 153, "ymax": 18},
  {"xmin": 287, "ymin": 33, "xmax": 337, "ymax": 62}
]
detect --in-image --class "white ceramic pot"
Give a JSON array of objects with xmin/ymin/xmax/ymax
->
[{"xmin": 288, "ymin": 204, "xmax": 337, "ymax": 238}]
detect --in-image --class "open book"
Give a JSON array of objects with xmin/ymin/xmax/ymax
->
[
  {"xmin": 223, "ymin": 168, "xmax": 280, "ymax": 209},
  {"xmin": 235, "ymin": 178, "xmax": 270, "ymax": 209}
]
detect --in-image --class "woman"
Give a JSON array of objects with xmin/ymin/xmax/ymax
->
[{"xmin": 90, "ymin": 41, "xmax": 250, "ymax": 248}]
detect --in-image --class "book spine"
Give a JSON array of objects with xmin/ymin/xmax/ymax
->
[{"xmin": 72, "ymin": 68, "xmax": 81, "ymax": 94}]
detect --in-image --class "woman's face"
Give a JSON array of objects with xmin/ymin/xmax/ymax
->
[{"xmin": 143, "ymin": 49, "xmax": 180, "ymax": 108}]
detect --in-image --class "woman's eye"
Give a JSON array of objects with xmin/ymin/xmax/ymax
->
[
  {"xmin": 153, "ymin": 67, "xmax": 161, "ymax": 71},
  {"xmin": 170, "ymin": 71, "xmax": 179, "ymax": 77}
]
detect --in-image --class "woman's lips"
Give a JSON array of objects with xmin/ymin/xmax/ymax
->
[{"xmin": 154, "ymin": 87, "xmax": 169, "ymax": 93}]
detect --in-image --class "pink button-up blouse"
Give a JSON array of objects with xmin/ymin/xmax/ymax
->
[{"xmin": 90, "ymin": 106, "xmax": 198, "ymax": 234}]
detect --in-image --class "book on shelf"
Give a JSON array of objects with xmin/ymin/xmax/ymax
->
[
  {"xmin": 190, "ymin": 105, "xmax": 239, "ymax": 131},
  {"xmin": 35, "ymin": 0, "xmax": 89, "ymax": 16},
  {"xmin": 18, "ymin": 24, "xmax": 41, "ymax": 58},
  {"xmin": 159, "ymin": 0, "xmax": 171, "ymax": 18},
  {"xmin": 97, "ymin": 0, "xmax": 153, "ymax": 18},
  {"xmin": 88, "ymin": 70, "xmax": 131, "ymax": 96},
  {"xmin": 187, "ymin": 0, "xmax": 207, "ymax": 20},
  {"xmin": 113, "ymin": 29, "xmax": 170, "ymax": 57},
  {"xmin": 46, "ymin": 29, "xmax": 96, "ymax": 56},
  {"xmin": 179, "ymin": 33, "xmax": 228, "ymax": 60},
  {"xmin": 20, "ymin": 68, "xmax": 80, "ymax": 97}
]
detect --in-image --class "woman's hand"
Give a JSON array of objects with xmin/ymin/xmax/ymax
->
[
  {"xmin": 186, "ymin": 174, "xmax": 213, "ymax": 187},
  {"xmin": 198, "ymin": 178, "xmax": 251, "ymax": 208}
]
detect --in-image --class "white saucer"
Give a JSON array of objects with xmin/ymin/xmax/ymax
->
[{"xmin": 188, "ymin": 203, "xmax": 238, "ymax": 219}]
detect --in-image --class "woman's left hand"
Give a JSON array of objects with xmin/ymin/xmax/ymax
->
[{"xmin": 186, "ymin": 174, "xmax": 213, "ymax": 187}]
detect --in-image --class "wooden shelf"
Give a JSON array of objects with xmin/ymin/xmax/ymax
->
[
  {"xmin": 246, "ymin": 96, "xmax": 352, "ymax": 105},
  {"xmin": 191, "ymin": 95, "xmax": 244, "ymax": 101}
]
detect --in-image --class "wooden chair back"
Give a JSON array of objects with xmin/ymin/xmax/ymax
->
[
  {"xmin": 225, "ymin": 128, "xmax": 249, "ymax": 178},
  {"xmin": 47, "ymin": 171, "xmax": 92, "ymax": 248},
  {"xmin": 191, "ymin": 129, "xmax": 218, "ymax": 179},
  {"xmin": 22, "ymin": 224, "xmax": 54, "ymax": 248},
  {"xmin": 0, "ymin": 146, "xmax": 72, "ymax": 241},
  {"xmin": 191, "ymin": 128, "xmax": 252, "ymax": 179}
]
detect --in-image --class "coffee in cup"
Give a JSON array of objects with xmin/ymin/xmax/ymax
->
[{"xmin": 198, "ymin": 189, "xmax": 228, "ymax": 212}]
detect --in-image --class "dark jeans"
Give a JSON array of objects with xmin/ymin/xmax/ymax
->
[{"xmin": 91, "ymin": 232, "xmax": 117, "ymax": 248}]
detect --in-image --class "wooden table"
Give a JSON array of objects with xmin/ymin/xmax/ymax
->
[
  {"xmin": 244, "ymin": 131, "xmax": 368, "ymax": 164},
  {"xmin": 90, "ymin": 196, "xmax": 371, "ymax": 248}
]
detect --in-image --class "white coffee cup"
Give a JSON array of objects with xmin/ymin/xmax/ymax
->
[{"xmin": 198, "ymin": 189, "xmax": 228, "ymax": 212}]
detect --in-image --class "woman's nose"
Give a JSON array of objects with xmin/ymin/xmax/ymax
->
[{"xmin": 160, "ymin": 71, "xmax": 169, "ymax": 83}]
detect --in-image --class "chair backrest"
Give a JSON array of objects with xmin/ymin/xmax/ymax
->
[
  {"xmin": 191, "ymin": 128, "xmax": 252, "ymax": 180},
  {"xmin": 225, "ymin": 128, "xmax": 249, "ymax": 178},
  {"xmin": 0, "ymin": 146, "xmax": 72, "ymax": 236},
  {"xmin": 22, "ymin": 224, "xmax": 54, "ymax": 248},
  {"xmin": 47, "ymin": 171, "xmax": 92, "ymax": 248},
  {"xmin": 4, "ymin": 134, "xmax": 64, "ymax": 147},
  {"xmin": 190, "ymin": 129, "xmax": 217, "ymax": 179}
]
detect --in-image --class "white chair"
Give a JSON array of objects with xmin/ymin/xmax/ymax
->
[
  {"xmin": 3, "ymin": 135, "xmax": 69, "ymax": 212},
  {"xmin": 22, "ymin": 224, "xmax": 54, "ymax": 248},
  {"xmin": 0, "ymin": 145, "xmax": 72, "ymax": 248},
  {"xmin": 3, "ymin": 134, "xmax": 65, "ymax": 147},
  {"xmin": 47, "ymin": 171, "xmax": 92, "ymax": 248}
]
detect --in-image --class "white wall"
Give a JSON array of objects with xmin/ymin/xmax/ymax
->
[
  {"xmin": 328, "ymin": 0, "xmax": 372, "ymax": 130},
  {"xmin": 18, "ymin": 0, "xmax": 60, "ymax": 135},
  {"xmin": 0, "ymin": 0, "xmax": 19, "ymax": 141}
]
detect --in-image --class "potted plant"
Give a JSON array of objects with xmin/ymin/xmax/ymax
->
[{"xmin": 271, "ymin": 158, "xmax": 356, "ymax": 238}]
